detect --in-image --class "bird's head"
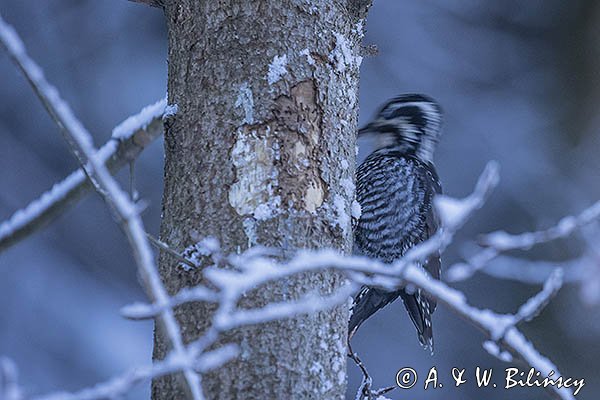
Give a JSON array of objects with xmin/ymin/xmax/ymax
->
[{"xmin": 359, "ymin": 94, "xmax": 443, "ymax": 163}]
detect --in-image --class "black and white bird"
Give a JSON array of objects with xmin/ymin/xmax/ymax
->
[{"xmin": 348, "ymin": 94, "xmax": 443, "ymax": 352}]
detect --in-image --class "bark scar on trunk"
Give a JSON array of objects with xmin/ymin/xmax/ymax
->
[{"xmin": 228, "ymin": 79, "xmax": 327, "ymax": 225}]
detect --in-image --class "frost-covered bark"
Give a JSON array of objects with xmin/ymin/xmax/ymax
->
[{"xmin": 153, "ymin": 1, "xmax": 370, "ymax": 399}]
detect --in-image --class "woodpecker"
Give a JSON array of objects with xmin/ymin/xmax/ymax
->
[{"xmin": 348, "ymin": 94, "xmax": 443, "ymax": 352}]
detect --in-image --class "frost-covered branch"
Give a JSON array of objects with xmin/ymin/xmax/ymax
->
[
  {"xmin": 446, "ymin": 199, "xmax": 600, "ymax": 282},
  {"xmin": 32, "ymin": 346, "xmax": 237, "ymax": 400},
  {"xmin": 0, "ymin": 100, "xmax": 166, "ymax": 253},
  {"xmin": 474, "ymin": 255, "xmax": 585, "ymax": 284},
  {"xmin": 0, "ymin": 15, "xmax": 202, "ymax": 400},
  {"xmin": 123, "ymin": 163, "xmax": 576, "ymax": 400},
  {"xmin": 3, "ymin": 160, "xmax": 583, "ymax": 400},
  {"xmin": 511, "ymin": 269, "xmax": 563, "ymax": 328},
  {"xmin": 480, "ymin": 200, "xmax": 600, "ymax": 251}
]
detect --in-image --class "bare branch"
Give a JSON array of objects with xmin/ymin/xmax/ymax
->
[
  {"xmin": 0, "ymin": 100, "xmax": 165, "ymax": 253},
  {"xmin": 484, "ymin": 269, "xmax": 564, "ymax": 360},
  {"xmin": 0, "ymin": 15, "xmax": 202, "ymax": 400},
  {"xmin": 146, "ymin": 232, "xmax": 198, "ymax": 271}
]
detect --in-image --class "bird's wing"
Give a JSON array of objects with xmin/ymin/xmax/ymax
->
[
  {"xmin": 420, "ymin": 161, "xmax": 442, "ymax": 313},
  {"xmin": 398, "ymin": 160, "xmax": 441, "ymax": 351}
]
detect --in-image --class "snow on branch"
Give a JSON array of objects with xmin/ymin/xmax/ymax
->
[
  {"xmin": 32, "ymin": 346, "xmax": 237, "ymax": 400},
  {"xmin": 3, "ymin": 156, "xmax": 588, "ymax": 399},
  {"xmin": 0, "ymin": 99, "xmax": 166, "ymax": 253},
  {"xmin": 480, "ymin": 200, "xmax": 600, "ymax": 251},
  {"xmin": 446, "ymin": 199, "xmax": 600, "ymax": 282},
  {"xmin": 511, "ymin": 269, "xmax": 563, "ymax": 327},
  {"xmin": 120, "ymin": 285, "xmax": 218, "ymax": 320},
  {"xmin": 0, "ymin": 15, "xmax": 202, "ymax": 400},
  {"xmin": 471, "ymin": 255, "xmax": 585, "ymax": 284}
]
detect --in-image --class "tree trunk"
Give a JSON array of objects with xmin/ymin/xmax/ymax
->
[{"xmin": 153, "ymin": 1, "xmax": 370, "ymax": 398}]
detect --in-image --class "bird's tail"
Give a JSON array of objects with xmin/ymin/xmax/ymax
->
[
  {"xmin": 348, "ymin": 286, "xmax": 400, "ymax": 340},
  {"xmin": 400, "ymin": 289, "xmax": 434, "ymax": 353}
]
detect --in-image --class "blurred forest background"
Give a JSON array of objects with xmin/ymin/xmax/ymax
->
[{"xmin": 1, "ymin": 1, "xmax": 599, "ymax": 399}]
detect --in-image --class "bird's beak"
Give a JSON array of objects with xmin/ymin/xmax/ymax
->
[{"xmin": 358, "ymin": 123, "xmax": 374, "ymax": 136}]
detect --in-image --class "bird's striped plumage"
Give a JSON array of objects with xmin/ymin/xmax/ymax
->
[{"xmin": 349, "ymin": 94, "xmax": 443, "ymax": 352}]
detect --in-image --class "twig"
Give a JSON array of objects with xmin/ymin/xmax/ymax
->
[
  {"xmin": 489, "ymin": 255, "xmax": 586, "ymax": 283},
  {"xmin": 32, "ymin": 346, "xmax": 238, "ymax": 400},
  {"xmin": 446, "ymin": 199, "xmax": 600, "ymax": 282},
  {"xmin": 120, "ymin": 285, "xmax": 219, "ymax": 320},
  {"xmin": 146, "ymin": 232, "xmax": 198, "ymax": 270},
  {"xmin": 347, "ymin": 352, "xmax": 395, "ymax": 400},
  {"xmin": 479, "ymin": 200, "xmax": 600, "ymax": 251},
  {"xmin": 510, "ymin": 269, "xmax": 563, "ymax": 327},
  {"xmin": 216, "ymin": 283, "xmax": 356, "ymax": 330},
  {"xmin": 0, "ymin": 15, "xmax": 202, "ymax": 400},
  {"xmin": 0, "ymin": 99, "xmax": 165, "ymax": 253},
  {"xmin": 404, "ymin": 264, "xmax": 574, "ymax": 400},
  {"xmin": 490, "ymin": 269, "xmax": 563, "ymax": 349}
]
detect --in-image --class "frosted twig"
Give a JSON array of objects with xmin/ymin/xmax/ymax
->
[
  {"xmin": 299, "ymin": 252, "xmax": 570, "ymax": 399},
  {"xmin": 47, "ymin": 257, "xmax": 353, "ymax": 398},
  {"xmin": 403, "ymin": 264, "xmax": 574, "ymax": 400},
  {"xmin": 121, "ymin": 285, "xmax": 219, "ymax": 320},
  {"xmin": 483, "ymin": 269, "xmax": 564, "ymax": 360},
  {"xmin": 216, "ymin": 282, "xmax": 356, "ymax": 330},
  {"xmin": 480, "ymin": 200, "xmax": 600, "ymax": 251},
  {"xmin": 5, "ymin": 161, "xmax": 576, "ymax": 400},
  {"xmin": 0, "ymin": 99, "xmax": 165, "ymax": 253},
  {"xmin": 473, "ymin": 255, "xmax": 585, "ymax": 285},
  {"xmin": 447, "ymin": 199, "xmax": 600, "ymax": 282},
  {"xmin": 507, "ymin": 269, "xmax": 563, "ymax": 331},
  {"xmin": 32, "ymin": 346, "xmax": 238, "ymax": 400},
  {"xmin": 0, "ymin": 15, "xmax": 202, "ymax": 400}
]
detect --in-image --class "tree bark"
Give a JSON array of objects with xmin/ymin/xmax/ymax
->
[{"xmin": 153, "ymin": 1, "xmax": 370, "ymax": 398}]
